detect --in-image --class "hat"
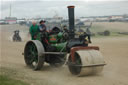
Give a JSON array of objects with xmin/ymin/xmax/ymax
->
[
  {"xmin": 40, "ymin": 20, "xmax": 46, "ymax": 24},
  {"xmin": 63, "ymin": 25, "xmax": 67, "ymax": 27}
]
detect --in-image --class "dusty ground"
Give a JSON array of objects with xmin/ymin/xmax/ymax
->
[{"xmin": 0, "ymin": 24, "xmax": 128, "ymax": 85}]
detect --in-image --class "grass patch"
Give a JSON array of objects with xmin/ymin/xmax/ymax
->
[
  {"xmin": 0, "ymin": 67, "xmax": 30, "ymax": 85},
  {"xmin": 0, "ymin": 75, "xmax": 29, "ymax": 85}
]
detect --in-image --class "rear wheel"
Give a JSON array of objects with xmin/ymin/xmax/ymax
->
[
  {"xmin": 68, "ymin": 52, "xmax": 82, "ymax": 75},
  {"xmin": 24, "ymin": 40, "xmax": 45, "ymax": 70}
]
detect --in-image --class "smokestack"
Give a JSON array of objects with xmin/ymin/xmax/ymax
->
[{"xmin": 67, "ymin": 6, "xmax": 75, "ymax": 38}]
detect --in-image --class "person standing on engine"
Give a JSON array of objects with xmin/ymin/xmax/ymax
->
[
  {"xmin": 63, "ymin": 25, "xmax": 69, "ymax": 33},
  {"xmin": 84, "ymin": 32, "xmax": 92, "ymax": 43},
  {"xmin": 39, "ymin": 20, "xmax": 47, "ymax": 32},
  {"xmin": 29, "ymin": 21, "xmax": 39, "ymax": 40}
]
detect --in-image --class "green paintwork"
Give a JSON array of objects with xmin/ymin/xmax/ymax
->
[
  {"xmin": 33, "ymin": 31, "xmax": 67, "ymax": 52},
  {"xmin": 49, "ymin": 35, "xmax": 57, "ymax": 43},
  {"xmin": 35, "ymin": 33, "xmax": 42, "ymax": 41},
  {"xmin": 48, "ymin": 32, "xmax": 67, "ymax": 52},
  {"xmin": 51, "ymin": 42, "xmax": 67, "ymax": 52},
  {"xmin": 48, "ymin": 32, "xmax": 63, "ymax": 44},
  {"xmin": 57, "ymin": 32, "xmax": 63, "ymax": 38},
  {"xmin": 29, "ymin": 43, "xmax": 38, "ymax": 63}
]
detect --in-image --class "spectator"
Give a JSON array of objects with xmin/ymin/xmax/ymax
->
[{"xmin": 29, "ymin": 21, "xmax": 39, "ymax": 40}]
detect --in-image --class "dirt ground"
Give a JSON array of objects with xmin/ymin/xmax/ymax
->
[{"xmin": 0, "ymin": 24, "xmax": 128, "ymax": 85}]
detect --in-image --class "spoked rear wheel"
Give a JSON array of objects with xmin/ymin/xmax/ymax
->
[
  {"xmin": 24, "ymin": 40, "xmax": 45, "ymax": 70},
  {"xmin": 68, "ymin": 52, "xmax": 82, "ymax": 75}
]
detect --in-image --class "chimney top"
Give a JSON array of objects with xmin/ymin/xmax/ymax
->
[{"xmin": 67, "ymin": 6, "xmax": 75, "ymax": 8}]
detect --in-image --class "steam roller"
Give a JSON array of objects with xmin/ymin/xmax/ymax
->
[{"xmin": 23, "ymin": 5, "xmax": 106, "ymax": 76}]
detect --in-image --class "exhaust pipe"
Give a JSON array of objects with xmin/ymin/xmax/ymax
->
[{"xmin": 67, "ymin": 6, "xmax": 75, "ymax": 38}]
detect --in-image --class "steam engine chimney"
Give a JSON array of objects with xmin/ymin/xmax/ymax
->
[{"xmin": 67, "ymin": 6, "xmax": 75, "ymax": 38}]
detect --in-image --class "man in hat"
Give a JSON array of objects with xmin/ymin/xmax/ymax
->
[
  {"xmin": 39, "ymin": 20, "xmax": 47, "ymax": 32},
  {"xmin": 63, "ymin": 25, "xmax": 69, "ymax": 33},
  {"xmin": 29, "ymin": 21, "xmax": 39, "ymax": 40}
]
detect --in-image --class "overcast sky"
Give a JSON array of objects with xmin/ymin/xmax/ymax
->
[{"xmin": 0, "ymin": 0, "xmax": 128, "ymax": 19}]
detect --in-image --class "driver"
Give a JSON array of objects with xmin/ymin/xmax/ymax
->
[{"xmin": 39, "ymin": 20, "xmax": 47, "ymax": 32}]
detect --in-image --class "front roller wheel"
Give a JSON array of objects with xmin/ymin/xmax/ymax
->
[
  {"xmin": 68, "ymin": 52, "xmax": 82, "ymax": 75},
  {"xmin": 24, "ymin": 40, "xmax": 45, "ymax": 70}
]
